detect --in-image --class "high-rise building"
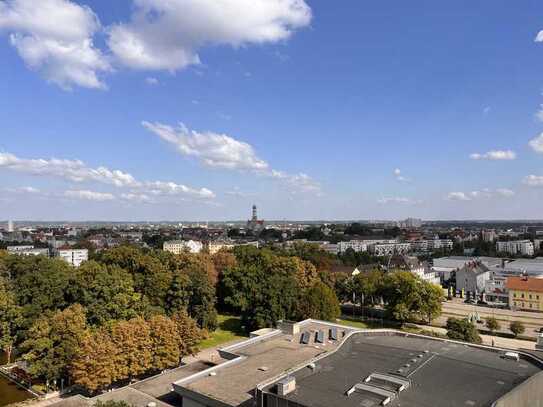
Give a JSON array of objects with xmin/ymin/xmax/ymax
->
[{"xmin": 7, "ymin": 220, "xmax": 14, "ymax": 232}]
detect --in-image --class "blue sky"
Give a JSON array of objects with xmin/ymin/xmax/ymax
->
[{"xmin": 1, "ymin": 0, "xmax": 543, "ymax": 221}]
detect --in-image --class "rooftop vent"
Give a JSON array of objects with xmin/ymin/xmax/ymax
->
[
  {"xmin": 300, "ymin": 331, "xmax": 310, "ymax": 345},
  {"xmin": 258, "ymin": 366, "xmax": 269, "ymax": 372},
  {"xmin": 329, "ymin": 327, "xmax": 338, "ymax": 341},
  {"xmin": 315, "ymin": 330, "xmax": 324, "ymax": 344}
]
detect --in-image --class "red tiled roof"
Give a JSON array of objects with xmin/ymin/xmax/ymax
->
[{"xmin": 506, "ymin": 276, "xmax": 543, "ymax": 293}]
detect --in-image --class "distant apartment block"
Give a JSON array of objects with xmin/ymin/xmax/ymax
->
[
  {"xmin": 163, "ymin": 240, "xmax": 203, "ymax": 254},
  {"xmin": 496, "ymin": 240, "xmax": 534, "ymax": 256},
  {"xmin": 7, "ymin": 245, "xmax": 49, "ymax": 256},
  {"xmin": 482, "ymin": 229, "xmax": 498, "ymax": 242},
  {"xmin": 208, "ymin": 241, "xmax": 235, "ymax": 255},
  {"xmin": 56, "ymin": 248, "xmax": 88, "ymax": 267},
  {"xmin": 337, "ymin": 240, "xmax": 369, "ymax": 253},
  {"xmin": 370, "ymin": 242, "xmax": 411, "ymax": 256}
]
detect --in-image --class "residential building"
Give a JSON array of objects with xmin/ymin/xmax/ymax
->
[
  {"xmin": 55, "ymin": 248, "xmax": 88, "ymax": 267},
  {"xmin": 507, "ymin": 276, "xmax": 543, "ymax": 311},
  {"xmin": 337, "ymin": 240, "xmax": 368, "ymax": 253},
  {"xmin": 497, "ymin": 240, "xmax": 534, "ymax": 256},
  {"xmin": 482, "ymin": 229, "xmax": 498, "ymax": 242},
  {"xmin": 7, "ymin": 220, "xmax": 14, "ymax": 232},
  {"xmin": 370, "ymin": 242, "xmax": 410, "ymax": 256},
  {"xmin": 535, "ymin": 239, "xmax": 543, "ymax": 252},
  {"xmin": 389, "ymin": 255, "xmax": 440, "ymax": 285},
  {"xmin": 455, "ymin": 261, "xmax": 491, "ymax": 294},
  {"xmin": 7, "ymin": 245, "xmax": 49, "ymax": 256},
  {"xmin": 163, "ymin": 240, "xmax": 203, "ymax": 254},
  {"xmin": 208, "ymin": 241, "xmax": 235, "ymax": 254},
  {"xmin": 426, "ymin": 238, "xmax": 453, "ymax": 251}
]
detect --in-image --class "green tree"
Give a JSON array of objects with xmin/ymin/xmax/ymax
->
[
  {"xmin": 419, "ymin": 282, "xmax": 443, "ymax": 324},
  {"xmin": 0, "ymin": 277, "xmax": 23, "ymax": 363},
  {"xmin": 297, "ymin": 281, "xmax": 340, "ymax": 321},
  {"xmin": 485, "ymin": 317, "xmax": 500, "ymax": 335},
  {"xmin": 509, "ymin": 321, "xmax": 525, "ymax": 337},
  {"xmin": 446, "ymin": 318, "xmax": 482, "ymax": 343},
  {"xmin": 22, "ymin": 304, "xmax": 87, "ymax": 383},
  {"xmin": 353, "ymin": 270, "xmax": 384, "ymax": 306}
]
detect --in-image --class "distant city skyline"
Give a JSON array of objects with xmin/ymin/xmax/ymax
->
[{"xmin": 1, "ymin": 1, "xmax": 543, "ymax": 220}]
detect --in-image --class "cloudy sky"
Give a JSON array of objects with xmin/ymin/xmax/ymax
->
[{"xmin": 1, "ymin": 0, "xmax": 543, "ymax": 221}]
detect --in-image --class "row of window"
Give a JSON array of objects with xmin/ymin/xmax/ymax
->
[
  {"xmin": 512, "ymin": 292, "xmax": 540, "ymax": 300},
  {"xmin": 513, "ymin": 301, "xmax": 541, "ymax": 310}
]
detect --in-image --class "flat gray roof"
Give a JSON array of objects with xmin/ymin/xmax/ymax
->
[{"xmin": 262, "ymin": 332, "xmax": 543, "ymax": 407}]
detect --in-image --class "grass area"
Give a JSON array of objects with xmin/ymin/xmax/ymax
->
[
  {"xmin": 336, "ymin": 317, "xmax": 369, "ymax": 329},
  {"xmin": 199, "ymin": 314, "xmax": 248, "ymax": 349}
]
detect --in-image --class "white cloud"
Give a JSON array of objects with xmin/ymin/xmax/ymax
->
[
  {"xmin": 496, "ymin": 188, "xmax": 515, "ymax": 197},
  {"xmin": 143, "ymin": 121, "xmax": 321, "ymax": 194},
  {"xmin": 145, "ymin": 77, "xmax": 159, "ymax": 85},
  {"xmin": 483, "ymin": 106, "xmax": 491, "ymax": 115},
  {"xmin": 535, "ymin": 30, "xmax": 543, "ymax": 42},
  {"xmin": 6, "ymin": 186, "xmax": 41, "ymax": 194},
  {"xmin": 523, "ymin": 175, "xmax": 543, "ymax": 187},
  {"xmin": 378, "ymin": 197, "xmax": 422, "ymax": 205},
  {"xmin": 447, "ymin": 188, "xmax": 515, "ymax": 201},
  {"xmin": 446, "ymin": 192, "xmax": 472, "ymax": 201},
  {"xmin": 0, "ymin": 151, "xmax": 214, "ymax": 199},
  {"xmin": 469, "ymin": 150, "xmax": 516, "ymax": 160},
  {"xmin": 143, "ymin": 121, "xmax": 268, "ymax": 171},
  {"xmin": 0, "ymin": 152, "xmax": 138, "ymax": 187},
  {"xmin": 535, "ymin": 105, "xmax": 543, "ymax": 123},
  {"xmin": 120, "ymin": 193, "xmax": 153, "ymax": 203},
  {"xmin": 64, "ymin": 190, "xmax": 115, "ymax": 201},
  {"xmin": 108, "ymin": 0, "xmax": 311, "ymax": 72},
  {"xmin": 393, "ymin": 168, "xmax": 410, "ymax": 182},
  {"xmin": 529, "ymin": 133, "xmax": 543, "ymax": 154},
  {"xmin": 0, "ymin": 0, "xmax": 110, "ymax": 90}
]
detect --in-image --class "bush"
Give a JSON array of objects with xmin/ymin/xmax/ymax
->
[
  {"xmin": 446, "ymin": 317, "xmax": 482, "ymax": 344},
  {"xmin": 485, "ymin": 317, "xmax": 500, "ymax": 334},
  {"xmin": 509, "ymin": 321, "xmax": 525, "ymax": 337}
]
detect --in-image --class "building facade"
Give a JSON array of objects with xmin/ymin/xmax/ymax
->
[
  {"xmin": 507, "ymin": 276, "xmax": 543, "ymax": 311},
  {"xmin": 497, "ymin": 240, "xmax": 535, "ymax": 256},
  {"xmin": 56, "ymin": 249, "xmax": 88, "ymax": 267},
  {"xmin": 163, "ymin": 240, "xmax": 203, "ymax": 254}
]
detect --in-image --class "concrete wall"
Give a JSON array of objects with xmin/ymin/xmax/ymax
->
[{"xmin": 492, "ymin": 370, "xmax": 543, "ymax": 407}]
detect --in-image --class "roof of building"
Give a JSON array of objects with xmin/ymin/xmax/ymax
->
[
  {"xmin": 261, "ymin": 331, "xmax": 543, "ymax": 407},
  {"xmin": 173, "ymin": 321, "xmax": 355, "ymax": 406},
  {"xmin": 506, "ymin": 276, "xmax": 543, "ymax": 293}
]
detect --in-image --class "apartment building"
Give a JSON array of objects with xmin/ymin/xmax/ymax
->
[
  {"xmin": 163, "ymin": 240, "xmax": 203, "ymax": 254},
  {"xmin": 507, "ymin": 276, "xmax": 543, "ymax": 311},
  {"xmin": 56, "ymin": 248, "xmax": 88, "ymax": 267},
  {"xmin": 496, "ymin": 240, "xmax": 534, "ymax": 256},
  {"xmin": 7, "ymin": 245, "xmax": 49, "ymax": 256},
  {"xmin": 208, "ymin": 241, "xmax": 235, "ymax": 255},
  {"xmin": 370, "ymin": 242, "xmax": 411, "ymax": 256}
]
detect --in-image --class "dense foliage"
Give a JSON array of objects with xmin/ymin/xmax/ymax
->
[{"xmin": 446, "ymin": 318, "xmax": 482, "ymax": 343}]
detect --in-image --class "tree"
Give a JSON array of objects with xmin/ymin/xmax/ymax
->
[
  {"xmin": 148, "ymin": 315, "xmax": 181, "ymax": 371},
  {"xmin": 110, "ymin": 318, "xmax": 152, "ymax": 380},
  {"xmin": 71, "ymin": 329, "xmax": 117, "ymax": 393},
  {"xmin": 171, "ymin": 310, "xmax": 202, "ymax": 357},
  {"xmin": 509, "ymin": 321, "xmax": 525, "ymax": 337},
  {"xmin": 22, "ymin": 304, "xmax": 87, "ymax": 383},
  {"xmin": 419, "ymin": 282, "xmax": 443, "ymax": 324},
  {"xmin": 446, "ymin": 318, "xmax": 482, "ymax": 343},
  {"xmin": 297, "ymin": 281, "xmax": 340, "ymax": 321},
  {"xmin": 0, "ymin": 277, "xmax": 23, "ymax": 363},
  {"xmin": 485, "ymin": 317, "xmax": 500, "ymax": 335},
  {"xmin": 70, "ymin": 261, "xmax": 145, "ymax": 325},
  {"xmin": 353, "ymin": 270, "xmax": 384, "ymax": 307},
  {"xmin": 165, "ymin": 272, "xmax": 192, "ymax": 315}
]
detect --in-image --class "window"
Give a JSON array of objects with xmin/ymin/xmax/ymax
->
[
  {"xmin": 530, "ymin": 294, "xmax": 532, "ymax": 299},
  {"xmin": 513, "ymin": 293, "xmax": 517, "ymax": 298},
  {"xmin": 521, "ymin": 293, "xmax": 525, "ymax": 298}
]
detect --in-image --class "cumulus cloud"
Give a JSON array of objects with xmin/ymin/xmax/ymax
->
[
  {"xmin": 523, "ymin": 175, "xmax": 543, "ymax": 187},
  {"xmin": 145, "ymin": 77, "xmax": 159, "ymax": 85},
  {"xmin": 378, "ymin": 197, "xmax": 421, "ymax": 205},
  {"xmin": 0, "ymin": 151, "xmax": 214, "ymax": 199},
  {"xmin": 446, "ymin": 192, "xmax": 472, "ymax": 201},
  {"xmin": 0, "ymin": 0, "xmax": 111, "ymax": 90},
  {"xmin": 536, "ymin": 30, "xmax": 543, "ymax": 42},
  {"xmin": 6, "ymin": 186, "xmax": 41, "ymax": 194},
  {"xmin": 143, "ymin": 121, "xmax": 321, "ymax": 194},
  {"xmin": 120, "ymin": 193, "xmax": 154, "ymax": 203},
  {"xmin": 64, "ymin": 190, "xmax": 115, "ymax": 201},
  {"xmin": 108, "ymin": 0, "xmax": 311, "ymax": 72},
  {"xmin": 143, "ymin": 121, "xmax": 268, "ymax": 171},
  {"xmin": 529, "ymin": 133, "xmax": 543, "ymax": 154},
  {"xmin": 393, "ymin": 168, "xmax": 410, "ymax": 182},
  {"xmin": 447, "ymin": 188, "xmax": 515, "ymax": 201},
  {"xmin": 469, "ymin": 150, "xmax": 516, "ymax": 160}
]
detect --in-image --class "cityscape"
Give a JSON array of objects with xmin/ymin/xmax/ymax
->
[{"xmin": 2, "ymin": 1, "xmax": 543, "ymax": 407}]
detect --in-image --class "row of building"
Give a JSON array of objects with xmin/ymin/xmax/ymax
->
[
  {"xmin": 163, "ymin": 239, "xmax": 259, "ymax": 255},
  {"xmin": 6, "ymin": 245, "xmax": 88, "ymax": 267}
]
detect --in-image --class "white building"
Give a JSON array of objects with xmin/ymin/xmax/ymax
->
[
  {"xmin": 56, "ymin": 249, "xmax": 88, "ymax": 267},
  {"xmin": 7, "ymin": 245, "xmax": 49, "ymax": 256},
  {"xmin": 427, "ymin": 238, "xmax": 453, "ymax": 251},
  {"xmin": 163, "ymin": 240, "xmax": 203, "ymax": 254},
  {"xmin": 7, "ymin": 220, "xmax": 14, "ymax": 232},
  {"xmin": 370, "ymin": 242, "xmax": 411, "ymax": 256},
  {"xmin": 496, "ymin": 240, "xmax": 534, "ymax": 257},
  {"xmin": 482, "ymin": 229, "xmax": 497, "ymax": 242},
  {"xmin": 208, "ymin": 241, "xmax": 235, "ymax": 255},
  {"xmin": 337, "ymin": 240, "xmax": 369, "ymax": 253}
]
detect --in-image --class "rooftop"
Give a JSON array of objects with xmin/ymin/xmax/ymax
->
[
  {"xmin": 261, "ymin": 332, "xmax": 543, "ymax": 407},
  {"xmin": 506, "ymin": 276, "xmax": 543, "ymax": 293}
]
